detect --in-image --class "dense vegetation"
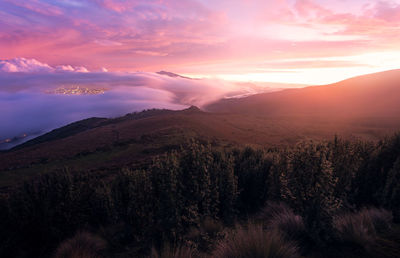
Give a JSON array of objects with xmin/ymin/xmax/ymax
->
[{"xmin": 1, "ymin": 134, "xmax": 400, "ymax": 257}]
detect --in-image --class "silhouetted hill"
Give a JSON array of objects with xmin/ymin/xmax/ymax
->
[
  {"xmin": 206, "ymin": 69, "xmax": 400, "ymax": 118},
  {"xmin": 11, "ymin": 118, "xmax": 107, "ymax": 150}
]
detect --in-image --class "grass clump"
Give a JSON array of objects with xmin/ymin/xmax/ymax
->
[
  {"xmin": 53, "ymin": 231, "xmax": 107, "ymax": 258},
  {"xmin": 257, "ymin": 202, "xmax": 307, "ymax": 243},
  {"xmin": 333, "ymin": 208, "xmax": 392, "ymax": 249},
  {"xmin": 150, "ymin": 244, "xmax": 197, "ymax": 258},
  {"xmin": 213, "ymin": 223, "xmax": 299, "ymax": 258}
]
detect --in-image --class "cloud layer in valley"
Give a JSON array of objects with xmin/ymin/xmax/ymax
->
[{"xmin": 0, "ymin": 58, "xmax": 271, "ymax": 149}]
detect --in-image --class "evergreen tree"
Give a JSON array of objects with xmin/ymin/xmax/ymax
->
[
  {"xmin": 113, "ymin": 169, "xmax": 154, "ymax": 245},
  {"xmin": 234, "ymin": 147, "xmax": 272, "ymax": 214},
  {"xmin": 150, "ymin": 153, "xmax": 182, "ymax": 244},
  {"xmin": 215, "ymin": 151, "xmax": 238, "ymax": 223},
  {"xmin": 383, "ymin": 157, "xmax": 400, "ymax": 222},
  {"xmin": 179, "ymin": 141, "xmax": 214, "ymax": 229},
  {"xmin": 280, "ymin": 142, "xmax": 342, "ymax": 243}
]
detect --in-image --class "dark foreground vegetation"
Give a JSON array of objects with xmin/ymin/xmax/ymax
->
[{"xmin": 1, "ymin": 133, "xmax": 400, "ymax": 257}]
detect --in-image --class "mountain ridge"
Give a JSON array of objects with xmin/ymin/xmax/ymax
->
[{"xmin": 206, "ymin": 69, "xmax": 400, "ymax": 118}]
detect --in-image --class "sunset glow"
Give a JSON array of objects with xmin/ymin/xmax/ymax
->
[
  {"xmin": 2, "ymin": 0, "xmax": 400, "ymax": 145},
  {"xmin": 1, "ymin": 0, "xmax": 400, "ymax": 84}
]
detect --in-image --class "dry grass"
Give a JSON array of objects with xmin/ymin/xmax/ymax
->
[
  {"xmin": 333, "ymin": 208, "xmax": 392, "ymax": 249},
  {"xmin": 54, "ymin": 232, "xmax": 107, "ymax": 258},
  {"xmin": 258, "ymin": 202, "xmax": 306, "ymax": 242},
  {"xmin": 213, "ymin": 223, "xmax": 299, "ymax": 258},
  {"xmin": 361, "ymin": 208, "xmax": 392, "ymax": 233},
  {"xmin": 201, "ymin": 217, "xmax": 223, "ymax": 236},
  {"xmin": 150, "ymin": 244, "xmax": 197, "ymax": 258}
]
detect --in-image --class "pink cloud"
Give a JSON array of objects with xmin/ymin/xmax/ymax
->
[
  {"xmin": 0, "ymin": 58, "xmax": 90, "ymax": 73},
  {"xmin": 1, "ymin": 0, "xmax": 400, "ymax": 79},
  {"xmin": 93, "ymin": 0, "xmax": 140, "ymax": 13},
  {"xmin": 56, "ymin": 65, "xmax": 90, "ymax": 73},
  {"xmin": 3, "ymin": 0, "xmax": 63, "ymax": 16},
  {"xmin": 0, "ymin": 58, "xmax": 52, "ymax": 73},
  {"xmin": 373, "ymin": 1, "xmax": 400, "ymax": 22}
]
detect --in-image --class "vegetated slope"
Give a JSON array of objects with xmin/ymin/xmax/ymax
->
[
  {"xmin": 10, "ymin": 109, "xmax": 175, "ymax": 151},
  {"xmin": 2, "ymin": 134, "xmax": 400, "ymax": 258},
  {"xmin": 1, "ymin": 70, "xmax": 400, "ymax": 257},
  {"xmin": 0, "ymin": 111, "xmax": 397, "ymax": 190},
  {"xmin": 0, "ymin": 107, "xmax": 310, "ymax": 174},
  {"xmin": 2, "ymin": 70, "xmax": 400, "ymax": 187},
  {"xmin": 206, "ymin": 69, "xmax": 400, "ymax": 118},
  {"xmin": 11, "ymin": 117, "xmax": 108, "ymax": 150}
]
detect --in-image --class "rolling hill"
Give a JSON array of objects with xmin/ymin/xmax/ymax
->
[
  {"xmin": 1, "ymin": 70, "xmax": 400, "ymax": 188},
  {"xmin": 206, "ymin": 69, "xmax": 400, "ymax": 118}
]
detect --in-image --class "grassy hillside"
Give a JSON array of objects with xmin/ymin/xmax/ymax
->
[
  {"xmin": 206, "ymin": 69, "xmax": 400, "ymax": 118},
  {"xmin": 1, "ymin": 105, "xmax": 399, "ymax": 189}
]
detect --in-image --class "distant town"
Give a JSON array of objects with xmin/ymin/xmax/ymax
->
[{"xmin": 46, "ymin": 86, "xmax": 107, "ymax": 95}]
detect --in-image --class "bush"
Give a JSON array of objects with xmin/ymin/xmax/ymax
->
[
  {"xmin": 53, "ymin": 232, "xmax": 107, "ymax": 258},
  {"xmin": 213, "ymin": 224, "xmax": 299, "ymax": 258}
]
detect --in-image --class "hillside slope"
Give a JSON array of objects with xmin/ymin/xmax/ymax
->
[
  {"xmin": 206, "ymin": 69, "xmax": 400, "ymax": 118},
  {"xmin": 1, "ymin": 107, "xmax": 399, "ymax": 188},
  {"xmin": 2, "ymin": 70, "xmax": 400, "ymax": 188}
]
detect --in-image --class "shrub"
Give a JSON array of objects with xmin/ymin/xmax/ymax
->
[
  {"xmin": 53, "ymin": 232, "xmax": 107, "ymax": 258},
  {"xmin": 213, "ymin": 224, "xmax": 299, "ymax": 258}
]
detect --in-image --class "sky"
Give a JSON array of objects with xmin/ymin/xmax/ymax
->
[
  {"xmin": 1, "ymin": 0, "xmax": 400, "ymax": 84},
  {"xmin": 1, "ymin": 0, "xmax": 400, "ymax": 147}
]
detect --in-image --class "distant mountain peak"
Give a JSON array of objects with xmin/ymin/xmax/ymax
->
[
  {"xmin": 156, "ymin": 71, "xmax": 195, "ymax": 80},
  {"xmin": 184, "ymin": 105, "xmax": 202, "ymax": 112}
]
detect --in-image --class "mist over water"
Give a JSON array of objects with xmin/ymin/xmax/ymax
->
[{"xmin": 0, "ymin": 59, "xmax": 273, "ymax": 149}]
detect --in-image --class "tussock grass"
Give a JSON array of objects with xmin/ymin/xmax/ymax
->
[
  {"xmin": 213, "ymin": 223, "xmax": 299, "ymax": 258},
  {"xmin": 361, "ymin": 208, "xmax": 392, "ymax": 233},
  {"xmin": 54, "ymin": 232, "xmax": 106, "ymax": 258},
  {"xmin": 333, "ymin": 208, "xmax": 393, "ymax": 249},
  {"xmin": 258, "ymin": 202, "xmax": 307, "ymax": 243},
  {"xmin": 150, "ymin": 244, "xmax": 197, "ymax": 258}
]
